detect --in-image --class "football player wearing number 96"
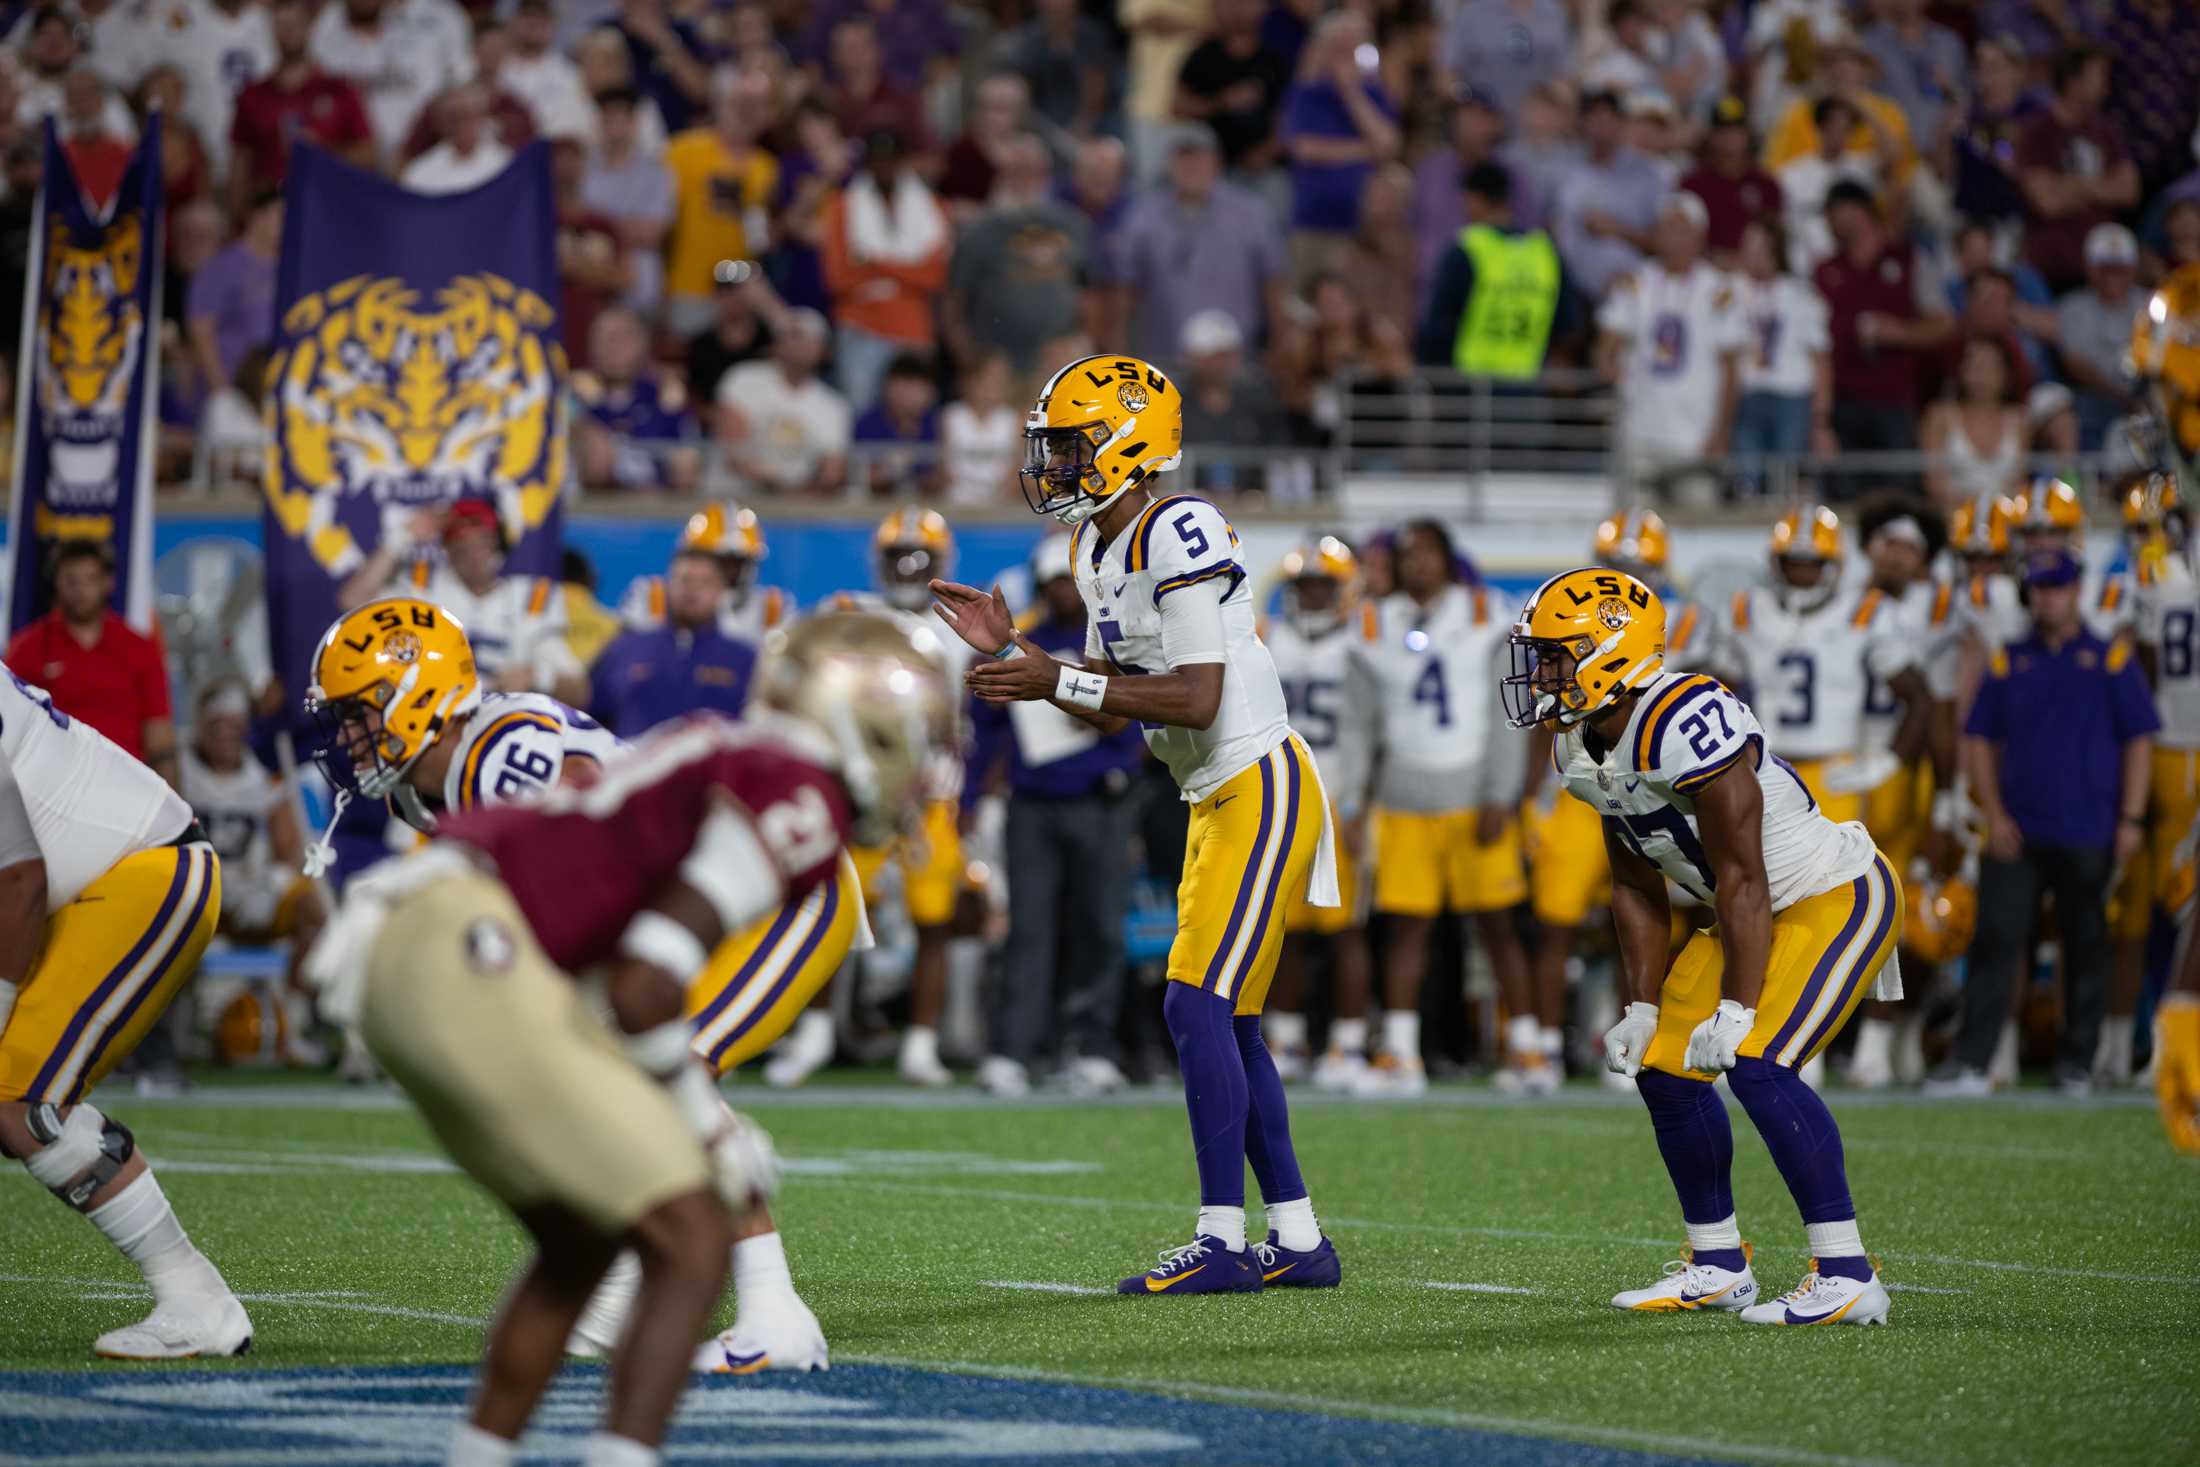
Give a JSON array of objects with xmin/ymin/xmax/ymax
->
[
  {"xmin": 930, "ymin": 352, "xmax": 1345, "ymax": 1296},
  {"xmin": 1506, "ymin": 567, "xmax": 1902, "ymax": 1326}
]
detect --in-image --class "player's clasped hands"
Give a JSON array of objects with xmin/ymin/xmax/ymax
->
[{"xmin": 930, "ymin": 580, "xmax": 1063, "ymax": 704}]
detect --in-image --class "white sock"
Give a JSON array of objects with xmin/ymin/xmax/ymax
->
[
  {"xmin": 1538, "ymin": 1025, "xmax": 1564, "ymax": 1059},
  {"xmin": 1328, "ymin": 1017, "xmax": 1368, "ymax": 1054},
  {"xmin": 1265, "ymin": 1196, "xmax": 1321, "ymax": 1251},
  {"xmin": 572, "ymin": 1251, "xmax": 641, "ymax": 1351},
  {"xmin": 87, "ymin": 1172, "xmax": 221, "ymax": 1301},
  {"xmin": 1381, "ymin": 1010, "xmax": 1421, "ymax": 1062},
  {"xmin": 1853, "ymin": 1017, "xmax": 1894, "ymax": 1069},
  {"xmin": 900, "ymin": 1025, "xmax": 938, "ymax": 1068},
  {"xmin": 581, "ymin": 1433, "xmax": 658, "ymax": 1467},
  {"xmin": 1505, "ymin": 1012, "xmax": 1539, "ymax": 1059},
  {"xmin": 1805, "ymin": 1218, "xmax": 1866, "ymax": 1262},
  {"xmin": 1195, "ymin": 1205, "xmax": 1247, "ymax": 1251},
  {"xmin": 2095, "ymin": 1020, "xmax": 2134, "ymax": 1080},
  {"xmin": 1684, "ymin": 1213, "xmax": 1743, "ymax": 1257},
  {"xmin": 1265, "ymin": 1011, "xmax": 1308, "ymax": 1052},
  {"xmin": 733, "ymin": 1229, "xmax": 794, "ymax": 1302},
  {"xmin": 790, "ymin": 1010, "xmax": 832, "ymax": 1053},
  {"xmin": 446, "ymin": 1424, "xmax": 517, "ymax": 1467}
]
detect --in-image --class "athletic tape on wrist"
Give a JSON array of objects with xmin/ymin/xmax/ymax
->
[
  {"xmin": 619, "ymin": 910, "xmax": 709, "ymax": 979},
  {"xmin": 623, "ymin": 1020, "xmax": 695, "ymax": 1078},
  {"xmin": 1056, "ymin": 665, "xmax": 1108, "ymax": 710}
]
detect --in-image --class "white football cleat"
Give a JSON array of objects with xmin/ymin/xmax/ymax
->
[
  {"xmin": 1271, "ymin": 1045, "xmax": 1309, "ymax": 1083},
  {"xmin": 1493, "ymin": 1057, "xmax": 1560, "ymax": 1097},
  {"xmin": 1310, "ymin": 1048, "xmax": 1368, "ymax": 1091},
  {"xmin": 1061, "ymin": 1055, "xmax": 1127, "ymax": 1097},
  {"xmin": 975, "ymin": 1055, "xmax": 1029, "ymax": 1097},
  {"xmin": 1739, "ymin": 1266, "xmax": 1890, "ymax": 1326},
  {"xmin": 762, "ymin": 1013, "xmax": 834, "ymax": 1089},
  {"xmin": 1610, "ymin": 1250, "xmax": 1757, "ymax": 1313},
  {"xmin": 897, "ymin": 1047, "xmax": 952, "ymax": 1088},
  {"xmin": 693, "ymin": 1295, "xmax": 829, "ymax": 1374},
  {"xmin": 1351, "ymin": 1054, "xmax": 1428, "ymax": 1098},
  {"xmin": 94, "ymin": 1292, "xmax": 253, "ymax": 1360}
]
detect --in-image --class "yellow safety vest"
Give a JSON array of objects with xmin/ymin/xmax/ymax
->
[{"xmin": 1451, "ymin": 225, "xmax": 1561, "ymax": 380}]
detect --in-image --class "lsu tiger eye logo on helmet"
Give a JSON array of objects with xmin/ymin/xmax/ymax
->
[
  {"xmin": 1118, "ymin": 381, "xmax": 1149, "ymax": 414},
  {"xmin": 382, "ymin": 629, "xmax": 422, "ymax": 665},
  {"xmin": 1597, "ymin": 597, "xmax": 1632, "ymax": 631}
]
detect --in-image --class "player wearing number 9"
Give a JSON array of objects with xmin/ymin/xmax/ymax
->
[{"xmin": 1506, "ymin": 566, "xmax": 1901, "ymax": 1327}]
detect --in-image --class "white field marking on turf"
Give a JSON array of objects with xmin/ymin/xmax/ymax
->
[
  {"xmin": 1883, "ymin": 1283, "xmax": 1967, "ymax": 1295},
  {"xmin": 1424, "ymin": 1281, "xmax": 1540, "ymax": 1295},
  {"xmin": 1491, "ymin": 1109, "xmax": 2120, "ymax": 1164},
  {"xmin": 0, "ymin": 1272, "xmax": 483, "ymax": 1329},
  {"xmin": 981, "ymin": 1280, "xmax": 1112, "ymax": 1295},
  {"xmin": 844, "ymin": 1353, "xmax": 1918, "ymax": 1467}
]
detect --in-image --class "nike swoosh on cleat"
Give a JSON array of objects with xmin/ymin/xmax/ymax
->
[
  {"xmin": 719, "ymin": 1350, "xmax": 771, "ymax": 1373},
  {"xmin": 1783, "ymin": 1296, "xmax": 1861, "ymax": 1325},
  {"xmin": 1263, "ymin": 1263, "xmax": 1298, "ymax": 1282},
  {"xmin": 1145, "ymin": 1265, "xmax": 1206, "ymax": 1291}
]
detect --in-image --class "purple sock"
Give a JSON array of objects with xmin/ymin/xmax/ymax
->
[
  {"xmin": 1233, "ymin": 1014, "xmax": 1307, "ymax": 1206},
  {"xmin": 1636, "ymin": 1068, "xmax": 1743, "ymax": 1271},
  {"xmin": 1726, "ymin": 1056, "xmax": 1868, "ymax": 1279},
  {"xmin": 1163, "ymin": 983, "xmax": 1249, "ymax": 1208}
]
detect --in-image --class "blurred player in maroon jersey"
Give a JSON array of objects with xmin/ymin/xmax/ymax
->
[{"xmin": 305, "ymin": 613, "xmax": 951, "ymax": 1467}]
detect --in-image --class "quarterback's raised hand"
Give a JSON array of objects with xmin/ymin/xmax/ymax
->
[
  {"xmin": 1603, "ymin": 1002, "xmax": 1658, "ymax": 1077},
  {"xmin": 1684, "ymin": 999, "xmax": 1755, "ymax": 1073},
  {"xmin": 928, "ymin": 579, "xmax": 1016, "ymax": 657}
]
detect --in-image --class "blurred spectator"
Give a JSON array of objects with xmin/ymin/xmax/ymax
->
[
  {"xmin": 198, "ymin": 343, "xmax": 271, "ymax": 489},
  {"xmin": 502, "ymin": 0, "xmax": 595, "ymax": 143},
  {"xmin": 1061, "ymin": 134, "xmax": 1133, "ymax": 264},
  {"xmin": 716, "ymin": 307, "xmax": 851, "ymax": 495},
  {"xmin": 24, "ymin": 0, "xmax": 140, "ymax": 92},
  {"xmin": 1415, "ymin": 161, "xmax": 1579, "ymax": 378},
  {"xmin": 1947, "ymin": 266, "xmax": 2048, "ymax": 391},
  {"xmin": 1813, "ymin": 180, "xmax": 1951, "ymax": 462},
  {"xmin": 187, "ymin": 190, "xmax": 281, "ymax": 399},
  {"xmin": 1549, "ymin": 89, "xmax": 1664, "ymax": 301},
  {"xmin": 948, "ymin": 133, "xmax": 1092, "ymax": 374},
  {"xmin": 1945, "ymin": 218, "xmax": 2058, "ymax": 341},
  {"xmin": 1331, "ymin": 162, "xmax": 1418, "ymax": 344},
  {"xmin": 663, "ymin": 66, "xmax": 780, "ymax": 336},
  {"xmin": 1497, "ymin": 80, "xmax": 1582, "ymax": 232},
  {"xmin": 765, "ymin": 98, "xmax": 855, "ymax": 319},
  {"xmin": 407, "ymin": 15, "xmax": 541, "ymax": 159},
  {"xmin": 1923, "ymin": 334, "xmax": 2028, "ymax": 507},
  {"xmin": 140, "ymin": 68, "xmax": 212, "ymax": 225},
  {"xmin": 940, "ymin": 352, "xmax": 1021, "ymax": 505},
  {"xmin": 1596, "ymin": 192, "xmax": 1745, "ymax": 479},
  {"xmin": 1729, "ymin": 217, "xmax": 1833, "ymax": 469},
  {"xmin": 551, "ymin": 136, "xmax": 630, "ymax": 367},
  {"xmin": 2165, "ymin": 197, "xmax": 2200, "ymax": 272},
  {"xmin": 1760, "ymin": 31, "xmax": 1916, "ymax": 197},
  {"xmin": 1645, "ymin": 0, "xmax": 1726, "ymax": 125},
  {"xmin": 1975, "ymin": 0, "xmax": 2067, "ymax": 63},
  {"xmin": 1945, "ymin": 548, "xmax": 2158, "ymax": 1096},
  {"xmin": 588, "ymin": 548, "xmax": 758, "ymax": 736},
  {"xmin": 1624, "ymin": 90, "xmax": 1689, "ymax": 186},
  {"xmin": 823, "ymin": 126, "xmax": 949, "ymax": 412},
  {"xmin": 612, "ymin": 0, "xmax": 713, "ymax": 135},
  {"xmin": 798, "ymin": 0, "xmax": 960, "ymax": 96},
  {"xmin": 575, "ymin": 27, "xmax": 668, "ymax": 156},
  {"xmin": 162, "ymin": 199, "xmax": 223, "ymax": 336},
  {"xmin": 0, "ymin": 138, "xmax": 39, "ymax": 350},
  {"xmin": 402, "ymin": 83, "xmax": 514, "ymax": 193},
  {"xmin": 1582, "ymin": 1, "xmax": 1660, "ymax": 99},
  {"xmin": 1280, "ymin": 10, "xmax": 1400, "ymax": 282},
  {"xmin": 1121, "ymin": 0, "xmax": 1210, "ymax": 180},
  {"xmin": 1412, "ymin": 92, "xmax": 1505, "ymax": 293},
  {"xmin": 59, "ymin": 68, "xmax": 131, "ymax": 207},
  {"xmin": 2090, "ymin": 0, "xmax": 2200, "ymax": 194},
  {"xmin": 853, "ymin": 351, "xmax": 943, "ymax": 496},
  {"xmin": 1679, "ymin": 96, "xmax": 1783, "ymax": 265},
  {"xmin": 1952, "ymin": 36, "xmax": 2045, "ymax": 233},
  {"xmin": 311, "ymin": 0, "xmax": 473, "ymax": 166},
  {"xmin": 574, "ymin": 306, "xmax": 702, "ymax": 492},
  {"xmin": 1861, "ymin": 0, "xmax": 1967, "ymax": 155},
  {"xmin": 1438, "ymin": 0, "xmax": 1573, "ymax": 124},
  {"xmin": 940, "ymin": 72, "xmax": 1033, "ymax": 218},
  {"xmin": 581, "ymin": 86, "xmax": 674, "ymax": 316},
  {"xmin": 15, "ymin": 7, "xmax": 137, "ymax": 142},
  {"xmin": 1776, "ymin": 95, "xmax": 1882, "ymax": 275},
  {"xmin": 995, "ymin": 0, "xmax": 1118, "ymax": 141},
  {"xmin": 5, "ymin": 540, "xmax": 176, "ymax": 785},
  {"xmin": 1109, "ymin": 122, "xmax": 1286, "ymax": 372},
  {"xmin": 229, "ymin": 0, "xmax": 374, "ymax": 218},
  {"xmin": 686, "ymin": 265, "xmax": 780, "ymax": 401},
  {"xmin": 2018, "ymin": 46, "xmax": 2140, "ymax": 292},
  {"xmin": 161, "ymin": 0, "xmax": 274, "ymax": 184},
  {"xmin": 2056, "ymin": 223, "xmax": 2143, "ymax": 450},
  {"xmin": 1173, "ymin": 0, "xmax": 1290, "ymax": 175},
  {"xmin": 1177, "ymin": 307, "xmax": 1286, "ymax": 493},
  {"xmin": 824, "ymin": 14, "xmax": 929, "ymax": 155}
]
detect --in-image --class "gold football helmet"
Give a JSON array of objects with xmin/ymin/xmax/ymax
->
[
  {"xmin": 1277, "ymin": 535, "xmax": 1358, "ymax": 637},
  {"xmin": 305, "ymin": 597, "xmax": 479, "ymax": 799},
  {"xmin": 1949, "ymin": 492, "xmax": 2017, "ymax": 560},
  {"xmin": 875, "ymin": 507, "xmax": 954, "ymax": 612},
  {"xmin": 1504, "ymin": 566, "xmax": 1666, "ymax": 729},
  {"xmin": 1022, "ymin": 353, "xmax": 1184, "ymax": 525},
  {"xmin": 1593, "ymin": 509, "xmax": 1671, "ymax": 580},
  {"xmin": 679, "ymin": 502, "xmax": 766, "ymax": 594},
  {"xmin": 2011, "ymin": 475, "xmax": 2084, "ymax": 550},
  {"xmin": 754, "ymin": 610, "xmax": 954, "ymax": 845},
  {"xmin": 1901, "ymin": 870, "xmax": 1977, "ymax": 965},
  {"xmin": 1769, "ymin": 504, "xmax": 1844, "ymax": 613},
  {"xmin": 2132, "ymin": 263, "xmax": 2200, "ymax": 457}
]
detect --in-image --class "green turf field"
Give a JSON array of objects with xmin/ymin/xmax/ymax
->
[{"xmin": 3, "ymin": 1076, "xmax": 2195, "ymax": 1467}]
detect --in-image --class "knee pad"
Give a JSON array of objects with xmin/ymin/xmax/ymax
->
[{"xmin": 24, "ymin": 1103, "xmax": 135, "ymax": 1210}]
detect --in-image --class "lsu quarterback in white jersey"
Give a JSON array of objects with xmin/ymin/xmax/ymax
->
[
  {"xmin": 1507, "ymin": 566, "xmax": 1898, "ymax": 1327},
  {"xmin": 931, "ymin": 352, "xmax": 1342, "ymax": 1296},
  {"xmin": 619, "ymin": 503, "xmax": 791, "ymax": 644},
  {"xmin": 0, "ymin": 669, "xmax": 247, "ymax": 1360}
]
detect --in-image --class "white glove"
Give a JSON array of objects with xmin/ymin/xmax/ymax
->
[
  {"xmin": 1685, "ymin": 999, "xmax": 1755, "ymax": 1072},
  {"xmin": 704, "ymin": 1103, "xmax": 780, "ymax": 1214},
  {"xmin": 1603, "ymin": 1002, "xmax": 1659, "ymax": 1077}
]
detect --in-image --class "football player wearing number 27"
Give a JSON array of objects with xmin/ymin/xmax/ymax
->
[
  {"xmin": 930, "ymin": 354, "xmax": 1344, "ymax": 1295},
  {"xmin": 1507, "ymin": 567, "xmax": 1903, "ymax": 1325}
]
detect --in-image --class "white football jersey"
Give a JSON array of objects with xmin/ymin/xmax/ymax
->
[
  {"xmin": 2086, "ymin": 565, "xmax": 2137, "ymax": 641},
  {"xmin": 618, "ymin": 577, "xmax": 790, "ymax": 644},
  {"xmin": 1557, "ymin": 669, "xmax": 1876, "ymax": 911},
  {"xmin": 2135, "ymin": 556, "xmax": 2200, "ymax": 749},
  {"xmin": 1860, "ymin": 579, "xmax": 1962, "ymax": 750},
  {"xmin": 1596, "ymin": 261, "xmax": 1750, "ymax": 458},
  {"xmin": 1263, "ymin": 614, "xmax": 1375, "ymax": 816},
  {"xmin": 1956, "ymin": 570, "xmax": 2028, "ymax": 652},
  {"xmin": 1071, "ymin": 494, "xmax": 1288, "ymax": 802},
  {"xmin": 393, "ymin": 691, "xmax": 622, "ymax": 833},
  {"xmin": 398, "ymin": 561, "xmax": 576, "ymax": 688},
  {"xmin": 1725, "ymin": 585, "xmax": 1916, "ymax": 764},
  {"xmin": 1354, "ymin": 582, "xmax": 1517, "ymax": 812},
  {"xmin": 0, "ymin": 669, "xmax": 196, "ymax": 909},
  {"xmin": 181, "ymin": 746, "xmax": 283, "ymax": 927}
]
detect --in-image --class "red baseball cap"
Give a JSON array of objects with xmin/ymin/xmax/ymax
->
[{"xmin": 443, "ymin": 499, "xmax": 501, "ymax": 543}]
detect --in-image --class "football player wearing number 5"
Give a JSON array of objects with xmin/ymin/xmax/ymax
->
[
  {"xmin": 931, "ymin": 353, "xmax": 1345, "ymax": 1295},
  {"xmin": 1507, "ymin": 567, "xmax": 1901, "ymax": 1326},
  {"xmin": 1353, "ymin": 519, "xmax": 1533, "ymax": 1097}
]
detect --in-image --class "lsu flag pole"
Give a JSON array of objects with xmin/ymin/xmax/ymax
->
[
  {"xmin": 4, "ymin": 116, "xmax": 165, "ymax": 639},
  {"xmin": 260, "ymin": 141, "xmax": 568, "ymax": 715}
]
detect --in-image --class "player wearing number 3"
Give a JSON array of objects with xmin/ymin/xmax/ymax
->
[
  {"xmin": 1505, "ymin": 566, "xmax": 1901, "ymax": 1326},
  {"xmin": 930, "ymin": 353, "xmax": 1344, "ymax": 1295}
]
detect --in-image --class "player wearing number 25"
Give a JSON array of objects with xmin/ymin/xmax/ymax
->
[
  {"xmin": 1507, "ymin": 566, "xmax": 1901, "ymax": 1326},
  {"xmin": 929, "ymin": 353, "xmax": 1344, "ymax": 1296}
]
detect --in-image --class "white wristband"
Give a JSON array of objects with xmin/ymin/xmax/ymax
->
[
  {"xmin": 1056, "ymin": 664, "xmax": 1108, "ymax": 710},
  {"xmin": 620, "ymin": 910, "xmax": 708, "ymax": 978}
]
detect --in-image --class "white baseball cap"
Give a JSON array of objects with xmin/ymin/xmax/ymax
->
[{"xmin": 2085, "ymin": 222, "xmax": 2138, "ymax": 267}]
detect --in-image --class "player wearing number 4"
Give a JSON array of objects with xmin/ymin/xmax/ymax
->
[
  {"xmin": 931, "ymin": 353, "xmax": 1344, "ymax": 1295},
  {"xmin": 1507, "ymin": 566, "xmax": 1901, "ymax": 1326}
]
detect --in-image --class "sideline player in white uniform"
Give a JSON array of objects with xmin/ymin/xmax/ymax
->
[
  {"xmin": 1260, "ymin": 538, "xmax": 1377, "ymax": 1089},
  {"xmin": 181, "ymin": 680, "xmax": 307, "ymax": 939},
  {"xmin": 0, "ymin": 670, "xmax": 245, "ymax": 1358},
  {"xmin": 1508, "ymin": 566, "xmax": 1899, "ymax": 1326},
  {"xmin": 1595, "ymin": 192, "xmax": 1748, "ymax": 482},
  {"xmin": 618, "ymin": 502, "xmax": 792, "ymax": 644},
  {"xmin": 930, "ymin": 352, "xmax": 1343, "ymax": 1294}
]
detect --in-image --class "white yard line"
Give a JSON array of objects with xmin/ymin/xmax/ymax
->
[
  {"xmin": 1883, "ymin": 1283, "xmax": 1967, "ymax": 1295},
  {"xmin": 1423, "ymin": 1281, "xmax": 1540, "ymax": 1295},
  {"xmin": 0, "ymin": 1273, "xmax": 481, "ymax": 1330},
  {"xmin": 981, "ymin": 1281, "xmax": 1112, "ymax": 1296}
]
